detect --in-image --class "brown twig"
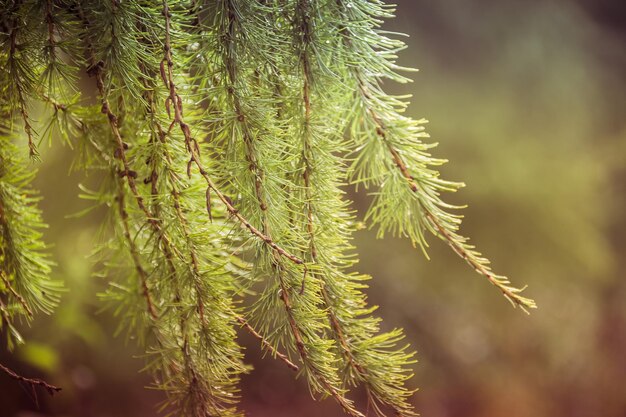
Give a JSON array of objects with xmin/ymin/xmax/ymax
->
[
  {"xmin": 7, "ymin": 16, "xmax": 38, "ymax": 159},
  {"xmin": 76, "ymin": 4, "xmax": 159, "ymax": 320},
  {"xmin": 349, "ymin": 26, "xmax": 534, "ymax": 311},
  {"xmin": 298, "ymin": 2, "xmax": 317, "ymax": 272},
  {"xmin": 160, "ymin": 0, "xmax": 303, "ymax": 267},
  {"xmin": 296, "ymin": 4, "xmax": 415, "ymax": 416},
  {"xmin": 236, "ymin": 315, "xmax": 299, "ymax": 372},
  {"xmin": 160, "ymin": 0, "xmax": 304, "ymax": 374},
  {"xmin": 44, "ymin": 0, "xmax": 57, "ymax": 65},
  {"xmin": 0, "ymin": 361, "xmax": 61, "ymax": 396},
  {"xmin": 115, "ymin": 185, "xmax": 158, "ymax": 319},
  {"xmin": 0, "ymin": 270, "xmax": 34, "ymax": 318},
  {"xmin": 210, "ymin": 3, "xmax": 362, "ymax": 415},
  {"xmin": 41, "ymin": 94, "xmax": 67, "ymax": 112}
]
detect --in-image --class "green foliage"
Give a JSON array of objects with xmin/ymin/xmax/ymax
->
[
  {"xmin": 0, "ymin": 37, "xmax": 63, "ymax": 348},
  {"xmin": 0, "ymin": 0, "xmax": 535, "ymax": 415},
  {"xmin": 0, "ymin": 132, "xmax": 61, "ymax": 349}
]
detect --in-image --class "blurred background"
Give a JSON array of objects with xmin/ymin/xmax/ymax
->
[{"xmin": 2, "ymin": 0, "xmax": 625, "ymax": 416}]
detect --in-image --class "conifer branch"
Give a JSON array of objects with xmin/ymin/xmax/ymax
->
[
  {"xmin": 115, "ymin": 181, "xmax": 159, "ymax": 319},
  {"xmin": 81, "ymin": 6, "xmax": 182, "ymax": 273},
  {"xmin": 293, "ymin": 2, "xmax": 417, "ymax": 414},
  {"xmin": 144, "ymin": 38, "xmax": 296, "ymax": 373},
  {"xmin": 6, "ymin": 11, "xmax": 38, "ymax": 159},
  {"xmin": 390, "ymin": 139, "xmax": 536, "ymax": 310},
  {"xmin": 0, "ymin": 104, "xmax": 61, "ymax": 397},
  {"xmin": 76, "ymin": 7, "xmax": 240, "ymax": 415},
  {"xmin": 162, "ymin": 1, "xmax": 299, "ymax": 374},
  {"xmin": 0, "ymin": 1, "xmax": 533, "ymax": 414},
  {"xmin": 168, "ymin": 3, "xmax": 357, "ymax": 410},
  {"xmin": 141, "ymin": 71, "xmax": 205, "ymax": 320},
  {"xmin": 161, "ymin": 0, "xmax": 303, "ymax": 267},
  {"xmin": 0, "ymin": 124, "xmax": 60, "ymax": 328},
  {"xmin": 208, "ymin": 2, "xmax": 362, "ymax": 415},
  {"xmin": 277, "ymin": 262, "xmax": 363, "ymax": 417},
  {"xmin": 43, "ymin": 0, "xmax": 58, "ymax": 73},
  {"xmin": 363, "ymin": 68, "xmax": 535, "ymax": 312},
  {"xmin": 75, "ymin": 6, "xmax": 165, "ymax": 321},
  {"xmin": 44, "ymin": 0, "xmax": 55, "ymax": 49},
  {"xmin": 297, "ymin": 0, "xmax": 318, "ymax": 265},
  {"xmin": 336, "ymin": 0, "xmax": 536, "ymax": 312}
]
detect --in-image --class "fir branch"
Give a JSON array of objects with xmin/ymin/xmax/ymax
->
[
  {"xmin": 336, "ymin": 0, "xmax": 536, "ymax": 312},
  {"xmin": 277, "ymin": 262, "xmax": 362, "ymax": 417},
  {"xmin": 0, "ymin": 1, "xmax": 534, "ymax": 414},
  {"xmin": 161, "ymin": 0, "xmax": 305, "ymax": 378},
  {"xmin": 115, "ymin": 179, "xmax": 158, "ymax": 319},
  {"xmin": 212, "ymin": 0, "xmax": 362, "ymax": 416},
  {"xmin": 161, "ymin": 1, "xmax": 303, "ymax": 267},
  {"xmin": 203, "ymin": 2, "xmax": 362, "ymax": 415},
  {"xmin": 81, "ymin": 10, "xmax": 182, "ymax": 274},
  {"xmin": 364, "ymin": 81, "xmax": 535, "ymax": 311},
  {"xmin": 296, "ymin": 0, "xmax": 318, "ymax": 265},
  {"xmin": 290, "ymin": 2, "xmax": 417, "ymax": 414},
  {"xmin": 0, "ymin": 133, "xmax": 60, "ymax": 324},
  {"xmin": 0, "ymin": 102, "xmax": 61, "ymax": 398},
  {"xmin": 77, "ymin": 5, "xmax": 246, "ymax": 415},
  {"xmin": 393, "ymin": 145, "xmax": 537, "ymax": 311},
  {"xmin": 143, "ymin": 35, "xmax": 297, "ymax": 373},
  {"xmin": 5, "ymin": 10, "xmax": 38, "ymax": 159},
  {"xmin": 76, "ymin": 6, "xmax": 165, "ymax": 321},
  {"xmin": 44, "ymin": 0, "xmax": 56, "ymax": 62},
  {"xmin": 39, "ymin": 0, "xmax": 79, "ymax": 100}
]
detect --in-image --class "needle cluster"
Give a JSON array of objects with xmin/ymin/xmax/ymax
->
[{"xmin": 0, "ymin": 1, "xmax": 535, "ymax": 415}]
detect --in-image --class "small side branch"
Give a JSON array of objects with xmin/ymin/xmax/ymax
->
[
  {"xmin": 368, "ymin": 86, "xmax": 535, "ymax": 312},
  {"xmin": 76, "ymin": 4, "xmax": 161, "ymax": 320},
  {"xmin": 161, "ymin": 0, "xmax": 303, "ymax": 267},
  {"xmin": 236, "ymin": 316, "xmax": 299, "ymax": 372},
  {"xmin": 115, "ymin": 188, "xmax": 159, "ymax": 319},
  {"xmin": 7, "ymin": 19, "xmax": 38, "ymax": 159},
  {"xmin": 0, "ymin": 270, "xmax": 34, "ymax": 318},
  {"xmin": 0, "ymin": 361, "xmax": 61, "ymax": 395}
]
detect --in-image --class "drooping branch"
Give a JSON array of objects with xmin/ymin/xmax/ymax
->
[
  {"xmin": 6, "ymin": 12, "xmax": 38, "ymax": 159},
  {"xmin": 115, "ymin": 179, "xmax": 159, "ymax": 319},
  {"xmin": 143, "ymin": 21, "xmax": 299, "ymax": 370},
  {"xmin": 203, "ymin": 2, "xmax": 362, "ymax": 415},
  {"xmin": 81, "ymin": 2, "xmax": 243, "ymax": 417},
  {"xmin": 75, "ymin": 4, "xmax": 161, "ymax": 320},
  {"xmin": 336, "ymin": 0, "xmax": 535, "ymax": 312},
  {"xmin": 362, "ymin": 80, "xmax": 535, "ymax": 311},
  {"xmin": 293, "ymin": 2, "xmax": 416, "ymax": 415},
  {"xmin": 0, "ymin": 2, "xmax": 532, "ymax": 415},
  {"xmin": 160, "ymin": 0, "xmax": 303, "ymax": 267}
]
